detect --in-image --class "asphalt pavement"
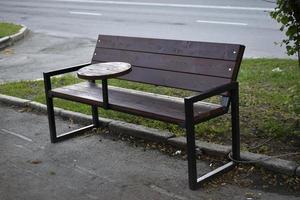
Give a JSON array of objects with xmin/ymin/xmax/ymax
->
[
  {"xmin": 0, "ymin": 0, "xmax": 294, "ymax": 58},
  {"xmin": 1, "ymin": 102, "xmax": 299, "ymax": 200}
]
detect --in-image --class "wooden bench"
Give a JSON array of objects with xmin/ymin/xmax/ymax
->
[{"xmin": 43, "ymin": 35, "xmax": 245, "ymax": 190}]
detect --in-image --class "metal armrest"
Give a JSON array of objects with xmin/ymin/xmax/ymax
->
[
  {"xmin": 184, "ymin": 82, "xmax": 238, "ymax": 104},
  {"xmin": 43, "ymin": 62, "xmax": 91, "ymax": 77},
  {"xmin": 183, "ymin": 82, "xmax": 238, "ymax": 124},
  {"xmin": 43, "ymin": 62, "xmax": 92, "ymax": 95}
]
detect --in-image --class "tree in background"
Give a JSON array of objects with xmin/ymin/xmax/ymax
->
[{"xmin": 271, "ymin": 0, "xmax": 300, "ymax": 67}]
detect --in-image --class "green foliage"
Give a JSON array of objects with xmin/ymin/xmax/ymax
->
[
  {"xmin": 270, "ymin": 0, "xmax": 300, "ymax": 65},
  {"xmin": 0, "ymin": 22, "xmax": 22, "ymax": 38}
]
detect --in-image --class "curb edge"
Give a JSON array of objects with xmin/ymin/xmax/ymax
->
[
  {"xmin": 0, "ymin": 24, "xmax": 29, "ymax": 50},
  {"xmin": 0, "ymin": 93, "xmax": 299, "ymax": 177}
]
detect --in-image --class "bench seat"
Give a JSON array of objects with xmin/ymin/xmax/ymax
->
[{"xmin": 51, "ymin": 82, "xmax": 227, "ymax": 125}]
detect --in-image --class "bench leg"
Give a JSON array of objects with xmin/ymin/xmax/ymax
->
[
  {"xmin": 231, "ymin": 85, "xmax": 240, "ymax": 160},
  {"xmin": 185, "ymin": 122, "xmax": 238, "ymax": 190},
  {"xmin": 185, "ymin": 85, "xmax": 240, "ymax": 190},
  {"xmin": 45, "ymin": 95, "xmax": 97, "ymax": 143},
  {"xmin": 45, "ymin": 93, "xmax": 57, "ymax": 143},
  {"xmin": 44, "ymin": 76, "xmax": 98, "ymax": 143},
  {"xmin": 185, "ymin": 102, "xmax": 198, "ymax": 189},
  {"xmin": 44, "ymin": 73, "xmax": 58, "ymax": 143},
  {"xmin": 90, "ymin": 80, "xmax": 100, "ymax": 127},
  {"xmin": 92, "ymin": 105, "xmax": 100, "ymax": 127}
]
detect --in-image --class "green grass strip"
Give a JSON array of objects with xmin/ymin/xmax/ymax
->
[
  {"xmin": 0, "ymin": 22, "xmax": 22, "ymax": 38},
  {"xmin": 0, "ymin": 59, "xmax": 299, "ymax": 140}
]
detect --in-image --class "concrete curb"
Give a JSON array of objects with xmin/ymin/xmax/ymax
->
[
  {"xmin": 0, "ymin": 93, "xmax": 299, "ymax": 177},
  {"xmin": 0, "ymin": 25, "xmax": 29, "ymax": 50},
  {"xmin": 109, "ymin": 120, "xmax": 175, "ymax": 143}
]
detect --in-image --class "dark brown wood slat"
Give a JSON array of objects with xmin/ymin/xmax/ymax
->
[
  {"xmin": 51, "ymin": 82, "xmax": 226, "ymax": 124},
  {"xmin": 96, "ymin": 35, "xmax": 241, "ymax": 61},
  {"xmin": 92, "ymin": 48, "xmax": 236, "ymax": 78},
  {"xmin": 118, "ymin": 67, "xmax": 231, "ymax": 92}
]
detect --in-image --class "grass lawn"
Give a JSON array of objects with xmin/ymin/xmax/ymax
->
[
  {"xmin": 0, "ymin": 22, "xmax": 22, "ymax": 38},
  {"xmin": 0, "ymin": 59, "xmax": 299, "ymax": 156}
]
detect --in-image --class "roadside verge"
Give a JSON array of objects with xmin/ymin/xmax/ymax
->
[
  {"xmin": 0, "ymin": 93, "xmax": 299, "ymax": 177},
  {"xmin": 0, "ymin": 25, "xmax": 29, "ymax": 50}
]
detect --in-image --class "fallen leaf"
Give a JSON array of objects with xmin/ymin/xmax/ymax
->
[
  {"xmin": 29, "ymin": 160, "xmax": 42, "ymax": 164},
  {"xmin": 3, "ymin": 48, "xmax": 14, "ymax": 55},
  {"xmin": 49, "ymin": 171, "xmax": 56, "ymax": 175}
]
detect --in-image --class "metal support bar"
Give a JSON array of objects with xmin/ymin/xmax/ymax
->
[
  {"xmin": 231, "ymin": 83, "xmax": 240, "ymax": 160},
  {"xmin": 185, "ymin": 100, "xmax": 198, "ymax": 190},
  {"xmin": 197, "ymin": 161, "xmax": 235, "ymax": 184},
  {"xmin": 44, "ymin": 74, "xmax": 100, "ymax": 143},
  {"xmin": 184, "ymin": 82, "xmax": 240, "ymax": 190},
  {"xmin": 102, "ymin": 79, "xmax": 109, "ymax": 109},
  {"xmin": 54, "ymin": 124, "xmax": 96, "ymax": 142},
  {"xmin": 44, "ymin": 73, "xmax": 57, "ymax": 143},
  {"xmin": 89, "ymin": 80, "xmax": 100, "ymax": 127},
  {"xmin": 92, "ymin": 106, "xmax": 99, "ymax": 127}
]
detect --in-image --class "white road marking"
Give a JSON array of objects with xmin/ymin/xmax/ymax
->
[
  {"xmin": 14, "ymin": 144, "xmax": 33, "ymax": 152},
  {"xmin": 69, "ymin": 11, "xmax": 102, "ymax": 16},
  {"xmin": 57, "ymin": 0, "xmax": 273, "ymax": 11},
  {"xmin": 0, "ymin": 128, "xmax": 33, "ymax": 142},
  {"xmin": 196, "ymin": 20, "xmax": 248, "ymax": 26}
]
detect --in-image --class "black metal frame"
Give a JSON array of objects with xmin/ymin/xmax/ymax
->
[
  {"xmin": 184, "ymin": 81, "xmax": 240, "ymax": 190},
  {"xmin": 43, "ymin": 62, "xmax": 102, "ymax": 143},
  {"xmin": 102, "ymin": 79, "xmax": 109, "ymax": 109},
  {"xmin": 43, "ymin": 63, "xmax": 240, "ymax": 189}
]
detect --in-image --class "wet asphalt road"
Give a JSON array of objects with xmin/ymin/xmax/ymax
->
[{"xmin": 0, "ymin": 0, "xmax": 293, "ymax": 58}]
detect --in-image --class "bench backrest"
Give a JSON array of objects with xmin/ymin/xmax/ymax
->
[{"xmin": 92, "ymin": 35, "xmax": 245, "ymax": 93}]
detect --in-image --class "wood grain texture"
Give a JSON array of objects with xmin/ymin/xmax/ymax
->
[
  {"xmin": 92, "ymin": 48, "xmax": 236, "ymax": 78},
  {"xmin": 96, "ymin": 35, "xmax": 242, "ymax": 61},
  {"xmin": 77, "ymin": 62, "xmax": 131, "ymax": 80},
  {"xmin": 51, "ymin": 82, "xmax": 227, "ymax": 124},
  {"xmin": 91, "ymin": 35, "xmax": 245, "ymax": 92},
  {"xmin": 119, "ymin": 67, "xmax": 231, "ymax": 92}
]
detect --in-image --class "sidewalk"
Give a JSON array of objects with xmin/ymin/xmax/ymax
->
[{"xmin": 0, "ymin": 103, "xmax": 299, "ymax": 200}]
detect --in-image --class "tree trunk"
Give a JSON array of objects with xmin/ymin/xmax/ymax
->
[
  {"xmin": 298, "ymin": 49, "xmax": 300, "ymax": 68},
  {"xmin": 296, "ymin": 12, "xmax": 300, "ymax": 68},
  {"xmin": 295, "ymin": 0, "xmax": 300, "ymax": 22}
]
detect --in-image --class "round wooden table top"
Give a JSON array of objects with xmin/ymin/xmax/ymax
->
[{"xmin": 77, "ymin": 62, "xmax": 132, "ymax": 80}]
